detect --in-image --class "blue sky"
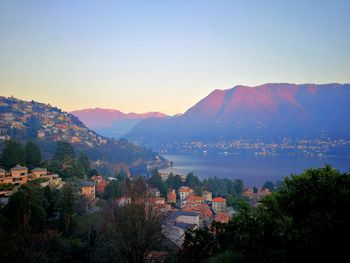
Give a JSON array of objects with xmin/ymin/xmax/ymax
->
[{"xmin": 0, "ymin": 0, "xmax": 349, "ymax": 114}]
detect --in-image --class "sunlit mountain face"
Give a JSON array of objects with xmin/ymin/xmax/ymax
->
[{"xmin": 125, "ymin": 83, "xmax": 350, "ymax": 144}]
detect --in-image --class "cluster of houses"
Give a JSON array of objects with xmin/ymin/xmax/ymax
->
[
  {"xmin": 242, "ymin": 187, "xmax": 271, "ymax": 201},
  {"xmin": 160, "ymin": 186, "xmax": 231, "ymax": 248},
  {"xmin": 0, "ymin": 165, "xmax": 64, "ymax": 206},
  {"xmin": 0, "ymin": 96, "xmax": 107, "ymax": 146}
]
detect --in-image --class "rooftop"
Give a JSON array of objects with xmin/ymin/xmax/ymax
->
[
  {"xmin": 11, "ymin": 165, "xmax": 28, "ymax": 171},
  {"xmin": 164, "ymin": 210, "xmax": 200, "ymax": 223},
  {"xmin": 178, "ymin": 186, "xmax": 193, "ymax": 193},
  {"xmin": 212, "ymin": 197, "xmax": 226, "ymax": 203},
  {"xmin": 32, "ymin": 167, "xmax": 47, "ymax": 172}
]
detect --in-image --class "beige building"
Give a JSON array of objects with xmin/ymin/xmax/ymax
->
[
  {"xmin": 212, "ymin": 197, "xmax": 227, "ymax": 214},
  {"xmin": 31, "ymin": 168, "xmax": 48, "ymax": 179},
  {"xmin": 81, "ymin": 182, "xmax": 96, "ymax": 199},
  {"xmin": 10, "ymin": 165, "xmax": 28, "ymax": 185},
  {"xmin": 202, "ymin": 190, "xmax": 212, "ymax": 201},
  {"xmin": 178, "ymin": 186, "xmax": 194, "ymax": 201}
]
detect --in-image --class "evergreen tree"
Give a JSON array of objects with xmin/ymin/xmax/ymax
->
[
  {"xmin": 58, "ymin": 184, "xmax": 76, "ymax": 236},
  {"xmin": 52, "ymin": 141, "xmax": 76, "ymax": 169},
  {"xmin": 24, "ymin": 141, "xmax": 41, "ymax": 169},
  {"xmin": 149, "ymin": 169, "xmax": 168, "ymax": 197},
  {"xmin": 104, "ymin": 181, "xmax": 121, "ymax": 200},
  {"xmin": 166, "ymin": 173, "xmax": 183, "ymax": 191},
  {"xmin": 77, "ymin": 152, "xmax": 90, "ymax": 175},
  {"xmin": 2, "ymin": 183, "xmax": 48, "ymax": 234},
  {"xmin": 262, "ymin": 180, "xmax": 275, "ymax": 192},
  {"xmin": 0, "ymin": 140, "xmax": 26, "ymax": 170}
]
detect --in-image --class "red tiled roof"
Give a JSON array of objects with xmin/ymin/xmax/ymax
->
[
  {"xmin": 212, "ymin": 197, "xmax": 226, "ymax": 203},
  {"xmin": 178, "ymin": 186, "xmax": 193, "ymax": 193}
]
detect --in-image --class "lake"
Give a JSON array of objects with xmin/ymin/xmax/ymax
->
[{"xmin": 159, "ymin": 154, "xmax": 350, "ymax": 187}]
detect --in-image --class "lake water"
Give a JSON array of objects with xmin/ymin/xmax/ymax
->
[{"xmin": 159, "ymin": 154, "xmax": 350, "ymax": 187}]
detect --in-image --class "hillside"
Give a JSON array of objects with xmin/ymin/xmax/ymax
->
[
  {"xmin": 71, "ymin": 108, "xmax": 167, "ymax": 138},
  {"xmin": 125, "ymin": 83, "xmax": 350, "ymax": 145},
  {"xmin": 0, "ymin": 96, "xmax": 165, "ymax": 174}
]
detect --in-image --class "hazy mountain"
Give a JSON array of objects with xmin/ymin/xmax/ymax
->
[
  {"xmin": 0, "ymin": 96, "xmax": 164, "ymax": 174},
  {"xmin": 71, "ymin": 108, "xmax": 167, "ymax": 138},
  {"xmin": 125, "ymin": 83, "xmax": 350, "ymax": 145}
]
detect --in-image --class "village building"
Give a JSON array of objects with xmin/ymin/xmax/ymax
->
[
  {"xmin": 80, "ymin": 181, "xmax": 96, "ymax": 199},
  {"xmin": 178, "ymin": 186, "xmax": 194, "ymax": 201},
  {"xmin": 31, "ymin": 167, "xmax": 48, "ymax": 179},
  {"xmin": 212, "ymin": 197, "xmax": 227, "ymax": 214},
  {"xmin": 167, "ymin": 189, "xmax": 176, "ymax": 203},
  {"xmin": 162, "ymin": 211, "xmax": 199, "ymax": 248},
  {"xmin": 147, "ymin": 188, "xmax": 161, "ymax": 197},
  {"xmin": 214, "ymin": 213, "xmax": 230, "ymax": 224},
  {"xmin": 242, "ymin": 188, "xmax": 254, "ymax": 198},
  {"xmin": 202, "ymin": 190, "xmax": 213, "ymax": 201}
]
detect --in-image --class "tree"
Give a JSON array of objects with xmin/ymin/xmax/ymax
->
[
  {"xmin": 77, "ymin": 152, "xmax": 90, "ymax": 175},
  {"xmin": 183, "ymin": 165, "xmax": 350, "ymax": 263},
  {"xmin": 2, "ymin": 183, "xmax": 48, "ymax": 234},
  {"xmin": 185, "ymin": 172, "xmax": 202, "ymax": 189},
  {"xmin": 88, "ymin": 169, "xmax": 99, "ymax": 177},
  {"xmin": 0, "ymin": 140, "xmax": 26, "ymax": 170},
  {"xmin": 149, "ymin": 169, "xmax": 168, "ymax": 197},
  {"xmin": 166, "ymin": 173, "xmax": 183, "ymax": 191},
  {"xmin": 25, "ymin": 141, "xmax": 41, "ymax": 169},
  {"xmin": 104, "ymin": 181, "xmax": 121, "ymax": 200},
  {"xmin": 262, "ymin": 180, "xmax": 275, "ymax": 192},
  {"xmin": 58, "ymin": 184, "xmax": 76, "ymax": 236},
  {"xmin": 95, "ymin": 177, "xmax": 164, "ymax": 263},
  {"xmin": 52, "ymin": 141, "xmax": 76, "ymax": 172}
]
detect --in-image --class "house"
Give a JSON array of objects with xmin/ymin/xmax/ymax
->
[
  {"xmin": 91, "ymin": 175, "xmax": 104, "ymax": 183},
  {"xmin": 10, "ymin": 165, "xmax": 28, "ymax": 185},
  {"xmin": 80, "ymin": 182, "xmax": 96, "ymax": 199},
  {"xmin": 96, "ymin": 180, "xmax": 108, "ymax": 195},
  {"xmin": 40, "ymin": 174, "xmax": 63, "ymax": 188},
  {"xmin": 185, "ymin": 195, "xmax": 204, "ymax": 205},
  {"xmin": 212, "ymin": 197, "xmax": 227, "ymax": 214},
  {"xmin": 181, "ymin": 203, "xmax": 213, "ymax": 228},
  {"xmin": 31, "ymin": 167, "xmax": 47, "ymax": 179},
  {"xmin": 242, "ymin": 188, "xmax": 254, "ymax": 198},
  {"xmin": 202, "ymin": 190, "xmax": 212, "ymax": 201},
  {"xmin": 162, "ymin": 211, "xmax": 200, "ymax": 248},
  {"xmin": 167, "ymin": 189, "xmax": 176, "ymax": 203},
  {"xmin": 214, "ymin": 213, "xmax": 230, "ymax": 224},
  {"xmin": 178, "ymin": 186, "xmax": 193, "ymax": 201},
  {"xmin": 147, "ymin": 188, "xmax": 161, "ymax": 197},
  {"xmin": 0, "ymin": 168, "xmax": 6, "ymax": 178}
]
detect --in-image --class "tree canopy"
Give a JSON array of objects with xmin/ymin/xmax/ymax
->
[{"xmin": 181, "ymin": 165, "xmax": 350, "ymax": 262}]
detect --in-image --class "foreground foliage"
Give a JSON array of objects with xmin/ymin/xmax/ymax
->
[{"xmin": 181, "ymin": 165, "xmax": 350, "ymax": 262}]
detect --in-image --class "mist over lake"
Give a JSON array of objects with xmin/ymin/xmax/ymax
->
[{"xmin": 159, "ymin": 154, "xmax": 350, "ymax": 187}]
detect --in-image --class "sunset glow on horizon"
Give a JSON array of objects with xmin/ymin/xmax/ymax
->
[{"xmin": 1, "ymin": 0, "xmax": 350, "ymax": 115}]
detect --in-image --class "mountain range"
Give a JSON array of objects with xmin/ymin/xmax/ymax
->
[
  {"xmin": 71, "ymin": 108, "xmax": 167, "ymax": 139},
  {"xmin": 123, "ymin": 83, "xmax": 350, "ymax": 146}
]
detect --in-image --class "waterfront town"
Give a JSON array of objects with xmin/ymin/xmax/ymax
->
[{"xmin": 157, "ymin": 137, "xmax": 350, "ymax": 158}]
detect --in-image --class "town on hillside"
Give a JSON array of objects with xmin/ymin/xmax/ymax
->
[{"xmin": 0, "ymin": 96, "xmax": 107, "ymax": 145}]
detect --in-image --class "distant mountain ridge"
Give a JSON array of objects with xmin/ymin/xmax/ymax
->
[
  {"xmin": 125, "ymin": 83, "xmax": 350, "ymax": 145},
  {"xmin": 71, "ymin": 108, "xmax": 167, "ymax": 138}
]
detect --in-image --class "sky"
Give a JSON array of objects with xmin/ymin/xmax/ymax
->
[{"xmin": 0, "ymin": 0, "xmax": 349, "ymax": 115}]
